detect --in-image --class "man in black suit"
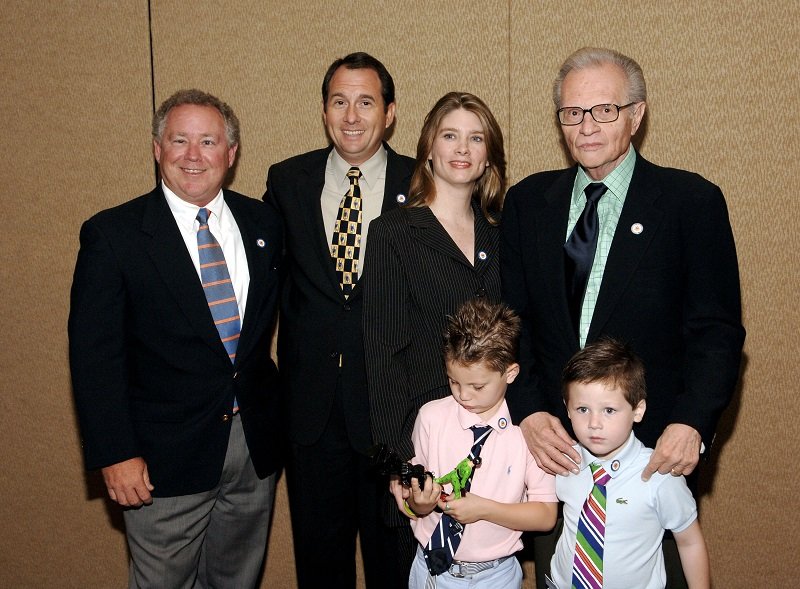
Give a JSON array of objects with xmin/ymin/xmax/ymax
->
[
  {"xmin": 69, "ymin": 89, "xmax": 282, "ymax": 588},
  {"xmin": 501, "ymin": 48, "xmax": 745, "ymax": 587},
  {"xmin": 263, "ymin": 53, "xmax": 414, "ymax": 588}
]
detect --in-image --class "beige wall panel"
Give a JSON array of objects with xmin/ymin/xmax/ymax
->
[
  {"xmin": 510, "ymin": 1, "xmax": 799, "ymax": 585},
  {"xmin": 0, "ymin": 1, "xmax": 154, "ymax": 587},
  {"xmin": 1, "ymin": 0, "xmax": 796, "ymax": 586},
  {"xmin": 150, "ymin": 0, "xmax": 510, "ymax": 201}
]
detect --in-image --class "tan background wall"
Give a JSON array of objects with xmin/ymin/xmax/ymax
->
[{"xmin": 1, "ymin": 1, "xmax": 797, "ymax": 587}]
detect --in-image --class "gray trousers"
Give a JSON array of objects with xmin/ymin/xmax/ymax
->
[{"xmin": 123, "ymin": 415, "xmax": 276, "ymax": 589}]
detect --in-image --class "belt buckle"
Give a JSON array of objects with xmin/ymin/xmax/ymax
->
[{"xmin": 449, "ymin": 562, "xmax": 465, "ymax": 578}]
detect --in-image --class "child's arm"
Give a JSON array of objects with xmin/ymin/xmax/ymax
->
[
  {"xmin": 673, "ymin": 520, "xmax": 710, "ymax": 589},
  {"xmin": 440, "ymin": 492, "xmax": 558, "ymax": 532}
]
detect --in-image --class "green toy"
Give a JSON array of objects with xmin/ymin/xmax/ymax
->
[{"xmin": 434, "ymin": 456, "xmax": 482, "ymax": 499}]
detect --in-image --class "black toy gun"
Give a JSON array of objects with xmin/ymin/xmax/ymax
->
[{"xmin": 369, "ymin": 444, "xmax": 433, "ymax": 490}]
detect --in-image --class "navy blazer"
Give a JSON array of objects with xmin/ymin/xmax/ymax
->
[
  {"xmin": 501, "ymin": 154, "xmax": 745, "ymax": 450},
  {"xmin": 263, "ymin": 144, "xmax": 415, "ymax": 452},
  {"xmin": 69, "ymin": 187, "xmax": 283, "ymax": 496}
]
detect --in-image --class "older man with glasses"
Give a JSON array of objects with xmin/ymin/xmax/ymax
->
[{"xmin": 501, "ymin": 47, "xmax": 745, "ymax": 588}]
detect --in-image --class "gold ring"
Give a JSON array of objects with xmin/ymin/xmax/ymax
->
[
  {"xmin": 445, "ymin": 502, "xmax": 450, "ymax": 512},
  {"xmin": 670, "ymin": 468, "xmax": 681, "ymax": 477}
]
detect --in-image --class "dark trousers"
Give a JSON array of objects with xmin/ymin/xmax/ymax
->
[{"xmin": 286, "ymin": 383, "xmax": 406, "ymax": 588}]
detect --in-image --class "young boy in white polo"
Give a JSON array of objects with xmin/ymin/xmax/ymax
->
[{"xmin": 550, "ymin": 338, "xmax": 709, "ymax": 589}]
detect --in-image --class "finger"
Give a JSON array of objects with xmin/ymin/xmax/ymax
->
[
  {"xmin": 641, "ymin": 457, "xmax": 663, "ymax": 481},
  {"xmin": 536, "ymin": 447, "xmax": 577, "ymax": 476},
  {"xmin": 143, "ymin": 466, "xmax": 155, "ymax": 492}
]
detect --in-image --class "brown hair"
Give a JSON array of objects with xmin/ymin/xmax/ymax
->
[
  {"xmin": 443, "ymin": 298, "xmax": 519, "ymax": 373},
  {"xmin": 406, "ymin": 92, "xmax": 506, "ymax": 225},
  {"xmin": 152, "ymin": 89, "xmax": 240, "ymax": 147},
  {"xmin": 321, "ymin": 52, "xmax": 395, "ymax": 113},
  {"xmin": 562, "ymin": 337, "xmax": 646, "ymax": 408}
]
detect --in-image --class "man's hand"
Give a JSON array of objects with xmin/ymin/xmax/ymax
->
[
  {"xmin": 520, "ymin": 412, "xmax": 580, "ymax": 476},
  {"xmin": 642, "ymin": 423, "xmax": 702, "ymax": 481},
  {"xmin": 101, "ymin": 457, "xmax": 154, "ymax": 507}
]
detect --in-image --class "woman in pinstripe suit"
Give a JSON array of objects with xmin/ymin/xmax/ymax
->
[{"xmin": 362, "ymin": 92, "xmax": 507, "ymax": 580}]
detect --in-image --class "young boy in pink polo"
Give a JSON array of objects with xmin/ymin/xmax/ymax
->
[
  {"xmin": 401, "ymin": 298, "xmax": 558, "ymax": 588},
  {"xmin": 549, "ymin": 338, "xmax": 709, "ymax": 589}
]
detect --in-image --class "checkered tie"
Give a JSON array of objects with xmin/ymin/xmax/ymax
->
[
  {"xmin": 424, "ymin": 425, "xmax": 492, "ymax": 575},
  {"xmin": 196, "ymin": 208, "xmax": 240, "ymax": 363},
  {"xmin": 330, "ymin": 167, "xmax": 362, "ymax": 297},
  {"xmin": 571, "ymin": 462, "xmax": 611, "ymax": 589}
]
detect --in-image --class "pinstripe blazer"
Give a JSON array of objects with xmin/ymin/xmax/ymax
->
[{"xmin": 363, "ymin": 201, "xmax": 500, "ymax": 461}]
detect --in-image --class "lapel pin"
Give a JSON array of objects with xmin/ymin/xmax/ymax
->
[
  {"xmin": 256, "ymin": 238, "xmax": 266, "ymax": 248},
  {"xmin": 631, "ymin": 223, "xmax": 643, "ymax": 235},
  {"xmin": 396, "ymin": 193, "xmax": 406, "ymax": 204},
  {"xmin": 611, "ymin": 459, "xmax": 620, "ymax": 472},
  {"xmin": 478, "ymin": 250, "xmax": 488, "ymax": 261},
  {"xmin": 498, "ymin": 417, "xmax": 508, "ymax": 430}
]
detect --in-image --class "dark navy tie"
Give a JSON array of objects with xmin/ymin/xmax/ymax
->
[
  {"xmin": 424, "ymin": 425, "xmax": 492, "ymax": 575},
  {"xmin": 564, "ymin": 183, "xmax": 608, "ymax": 337}
]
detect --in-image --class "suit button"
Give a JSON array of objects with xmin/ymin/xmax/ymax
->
[
  {"xmin": 221, "ymin": 413, "xmax": 231, "ymax": 422},
  {"xmin": 232, "ymin": 371, "xmax": 239, "ymax": 380}
]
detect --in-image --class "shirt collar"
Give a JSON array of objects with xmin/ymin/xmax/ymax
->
[
  {"xmin": 573, "ymin": 145, "xmax": 637, "ymax": 207},
  {"xmin": 329, "ymin": 144, "xmax": 388, "ymax": 191},
  {"xmin": 455, "ymin": 399, "xmax": 513, "ymax": 435},
  {"xmin": 162, "ymin": 181, "xmax": 225, "ymax": 231},
  {"xmin": 575, "ymin": 432, "xmax": 639, "ymax": 479}
]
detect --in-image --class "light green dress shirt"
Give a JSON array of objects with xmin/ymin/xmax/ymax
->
[{"xmin": 565, "ymin": 146, "xmax": 637, "ymax": 347}]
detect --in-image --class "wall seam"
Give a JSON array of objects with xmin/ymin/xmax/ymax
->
[{"xmin": 148, "ymin": 0, "xmax": 158, "ymax": 183}]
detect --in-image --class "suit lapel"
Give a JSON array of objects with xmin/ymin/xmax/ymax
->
[
  {"xmin": 588, "ymin": 157, "xmax": 664, "ymax": 339},
  {"xmin": 539, "ymin": 170, "xmax": 580, "ymax": 349},
  {"xmin": 226, "ymin": 193, "xmax": 271, "ymax": 366},
  {"xmin": 381, "ymin": 145, "xmax": 414, "ymax": 213},
  {"xmin": 141, "ymin": 188, "xmax": 228, "ymax": 360},
  {"xmin": 300, "ymin": 148, "xmax": 347, "ymax": 299},
  {"xmin": 350, "ymin": 144, "xmax": 413, "ymax": 298}
]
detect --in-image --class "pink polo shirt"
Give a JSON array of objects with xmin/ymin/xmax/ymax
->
[{"xmin": 410, "ymin": 396, "xmax": 557, "ymax": 562}]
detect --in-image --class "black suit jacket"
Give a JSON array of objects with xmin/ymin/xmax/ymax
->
[
  {"xmin": 69, "ymin": 187, "xmax": 283, "ymax": 496},
  {"xmin": 263, "ymin": 144, "xmax": 414, "ymax": 452},
  {"xmin": 363, "ymin": 202, "xmax": 501, "ymax": 460},
  {"xmin": 501, "ymin": 154, "xmax": 745, "ymax": 450}
]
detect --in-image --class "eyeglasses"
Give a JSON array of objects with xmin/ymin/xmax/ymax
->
[{"xmin": 556, "ymin": 103, "xmax": 636, "ymax": 126}]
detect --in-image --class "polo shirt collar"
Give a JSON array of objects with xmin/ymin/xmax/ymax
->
[{"xmin": 455, "ymin": 399, "xmax": 514, "ymax": 435}]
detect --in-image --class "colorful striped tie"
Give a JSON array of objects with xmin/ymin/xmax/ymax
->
[
  {"xmin": 330, "ymin": 167, "xmax": 362, "ymax": 297},
  {"xmin": 571, "ymin": 463, "xmax": 611, "ymax": 589},
  {"xmin": 424, "ymin": 425, "xmax": 492, "ymax": 575},
  {"xmin": 196, "ymin": 208, "xmax": 240, "ymax": 363}
]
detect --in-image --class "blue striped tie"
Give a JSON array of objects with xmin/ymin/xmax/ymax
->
[
  {"xmin": 424, "ymin": 425, "xmax": 492, "ymax": 575},
  {"xmin": 196, "ymin": 208, "xmax": 240, "ymax": 363}
]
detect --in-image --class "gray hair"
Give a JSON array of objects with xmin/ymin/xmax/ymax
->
[
  {"xmin": 553, "ymin": 47, "xmax": 647, "ymax": 108},
  {"xmin": 152, "ymin": 89, "xmax": 240, "ymax": 147}
]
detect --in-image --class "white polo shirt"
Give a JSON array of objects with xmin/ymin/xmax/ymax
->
[{"xmin": 550, "ymin": 433, "xmax": 697, "ymax": 589}]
